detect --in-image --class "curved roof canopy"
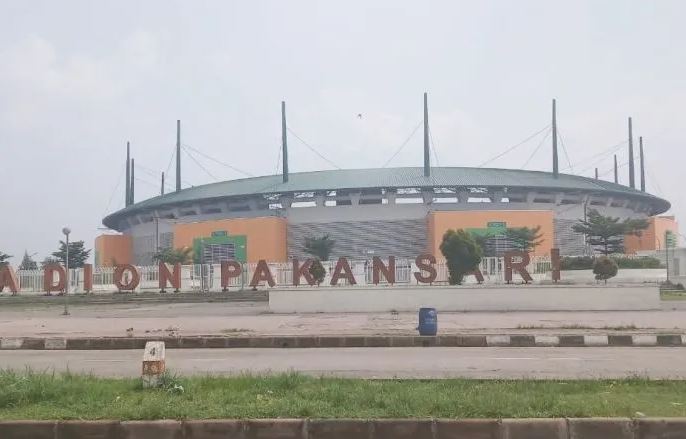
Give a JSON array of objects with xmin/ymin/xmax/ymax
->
[{"xmin": 103, "ymin": 166, "xmax": 670, "ymax": 229}]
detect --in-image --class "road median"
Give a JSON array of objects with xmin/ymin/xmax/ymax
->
[{"xmin": 1, "ymin": 333, "xmax": 685, "ymax": 350}]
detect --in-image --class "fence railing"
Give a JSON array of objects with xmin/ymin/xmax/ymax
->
[{"xmin": 12, "ymin": 256, "xmax": 552, "ymax": 294}]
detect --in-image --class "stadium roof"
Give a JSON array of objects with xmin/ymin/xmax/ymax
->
[{"xmin": 103, "ymin": 166, "xmax": 670, "ymax": 228}]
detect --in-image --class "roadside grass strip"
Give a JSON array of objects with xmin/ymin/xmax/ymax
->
[{"xmin": 1, "ymin": 370, "xmax": 686, "ymax": 420}]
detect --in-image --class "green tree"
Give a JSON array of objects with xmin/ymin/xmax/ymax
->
[
  {"xmin": 505, "ymin": 226, "xmax": 544, "ymax": 253},
  {"xmin": 308, "ymin": 259, "xmax": 326, "ymax": 285},
  {"xmin": 593, "ymin": 256, "xmax": 618, "ymax": 283},
  {"xmin": 303, "ymin": 235, "xmax": 335, "ymax": 261},
  {"xmin": 470, "ymin": 233, "xmax": 490, "ymax": 256},
  {"xmin": 0, "ymin": 252, "xmax": 11, "ymax": 267},
  {"xmin": 52, "ymin": 241, "xmax": 91, "ymax": 268},
  {"xmin": 572, "ymin": 209, "xmax": 649, "ymax": 255},
  {"xmin": 18, "ymin": 251, "xmax": 38, "ymax": 270},
  {"xmin": 41, "ymin": 257, "xmax": 61, "ymax": 268},
  {"xmin": 439, "ymin": 229, "xmax": 483, "ymax": 285},
  {"xmin": 153, "ymin": 247, "xmax": 193, "ymax": 264}
]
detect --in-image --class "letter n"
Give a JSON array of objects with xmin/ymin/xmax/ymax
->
[
  {"xmin": 372, "ymin": 256, "xmax": 395, "ymax": 284},
  {"xmin": 159, "ymin": 262, "xmax": 181, "ymax": 292}
]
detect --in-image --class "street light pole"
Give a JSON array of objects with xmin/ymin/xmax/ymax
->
[{"xmin": 62, "ymin": 227, "xmax": 71, "ymax": 316}]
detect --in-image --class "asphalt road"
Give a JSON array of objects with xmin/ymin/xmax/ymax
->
[{"xmin": 2, "ymin": 347, "xmax": 685, "ymax": 379}]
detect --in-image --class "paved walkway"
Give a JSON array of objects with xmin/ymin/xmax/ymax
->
[
  {"xmin": 2, "ymin": 347, "xmax": 684, "ymax": 379},
  {"xmin": 1, "ymin": 301, "xmax": 686, "ymax": 338}
]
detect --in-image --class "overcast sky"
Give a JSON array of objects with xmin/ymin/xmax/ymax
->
[{"xmin": 1, "ymin": 0, "xmax": 684, "ymax": 264}]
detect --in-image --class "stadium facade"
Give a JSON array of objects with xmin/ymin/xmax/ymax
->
[{"xmin": 96, "ymin": 98, "xmax": 676, "ymax": 266}]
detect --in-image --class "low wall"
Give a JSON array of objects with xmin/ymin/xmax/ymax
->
[{"xmin": 269, "ymin": 285, "xmax": 661, "ymax": 313}]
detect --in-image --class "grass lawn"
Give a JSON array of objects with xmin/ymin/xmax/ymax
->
[
  {"xmin": 661, "ymin": 291, "xmax": 686, "ymax": 301},
  {"xmin": 1, "ymin": 371, "xmax": 686, "ymax": 420}
]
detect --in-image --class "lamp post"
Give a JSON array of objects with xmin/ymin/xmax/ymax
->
[{"xmin": 62, "ymin": 227, "xmax": 71, "ymax": 316}]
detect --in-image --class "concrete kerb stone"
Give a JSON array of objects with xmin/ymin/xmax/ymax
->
[
  {"xmin": 568, "ymin": 418, "xmax": 635, "ymax": 439},
  {"xmin": 632, "ymin": 335, "xmax": 658, "ymax": 346},
  {"xmin": 501, "ymin": 418, "xmax": 568, "ymax": 439},
  {"xmin": 55, "ymin": 421, "xmax": 120, "ymax": 439},
  {"xmin": 44, "ymin": 338, "xmax": 68, "ymax": 350},
  {"xmin": 0, "ymin": 420, "xmax": 56, "ymax": 439},
  {"xmin": 486, "ymin": 335, "xmax": 511, "ymax": 347},
  {"xmin": 2, "ymin": 333, "xmax": 686, "ymax": 350},
  {"xmin": 584, "ymin": 335, "xmax": 609, "ymax": 346},
  {"xmin": 657, "ymin": 334, "xmax": 682, "ymax": 346},
  {"xmin": 120, "ymin": 420, "xmax": 184, "ymax": 439},
  {"xmin": 534, "ymin": 335, "xmax": 560, "ymax": 347},
  {"xmin": 435, "ymin": 419, "xmax": 500, "ymax": 439},
  {"xmin": 0, "ymin": 337, "xmax": 24, "ymax": 349},
  {"xmin": 1, "ymin": 418, "xmax": 686, "ymax": 438},
  {"xmin": 636, "ymin": 417, "xmax": 686, "ymax": 438}
]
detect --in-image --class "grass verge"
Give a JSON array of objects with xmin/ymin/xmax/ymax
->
[
  {"xmin": 1, "ymin": 370, "xmax": 686, "ymax": 419},
  {"xmin": 662, "ymin": 291, "xmax": 686, "ymax": 301}
]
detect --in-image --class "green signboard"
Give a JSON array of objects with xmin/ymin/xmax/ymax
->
[{"xmin": 193, "ymin": 231, "xmax": 247, "ymax": 263}]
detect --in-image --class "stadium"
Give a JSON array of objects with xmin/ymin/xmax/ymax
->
[{"xmin": 96, "ymin": 98, "xmax": 675, "ymax": 267}]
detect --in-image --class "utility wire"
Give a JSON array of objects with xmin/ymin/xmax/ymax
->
[
  {"xmin": 275, "ymin": 143, "xmax": 282, "ymax": 175},
  {"xmin": 556, "ymin": 128, "xmax": 574, "ymax": 173},
  {"xmin": 563, "ymin": 139, "xmax": 627, "ymax": 172},
  {"xmin": 477, "ymin": 124, "xmax": 550, "ymax": 168},
  {"xmin": 183, "ymin": 144, "xmax": 254, "ymax": 177},
  {"xmin": 182, "ymin": 145, "xmax": 219, "ymax": 181},
  {"xmin": 164, "ymin": 148, "xmax": 175, "ymax": 176},
  {"xmin": 382, "ymin": 120, "xmax": 423, "ymax": 168},
  {"xmin": 429, "ymin": 126, "xmax": 440, "ymax": 167},
  {"xmin": 521, "ymin": 129, "xmax": 552, "ymax": 169},
  {"xmin": 102, "ymin": 167, "xmax": 125, "ymax": 217},
  {"xmin": 286, "ymin": 126, "xmax": 341, "ymax": 169}
]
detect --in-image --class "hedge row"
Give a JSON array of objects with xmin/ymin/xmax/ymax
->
[{"xmin": 561, "ymin": 256, "xmax": 663, "ymax": 270}]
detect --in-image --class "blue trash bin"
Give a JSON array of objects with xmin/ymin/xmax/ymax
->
[{"xmin": 418, "ymin": 307, "xmax": 438, "ymax": 336}]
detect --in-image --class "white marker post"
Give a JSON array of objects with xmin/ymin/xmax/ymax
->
[{"xmin": 142, "ymin": 341, "xmax": 166, "ymax": 388}]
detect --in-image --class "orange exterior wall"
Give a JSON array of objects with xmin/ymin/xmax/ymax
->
[
  {"xmin": 173, "ymin": 217, "xmax": 288, "ymax": 262},
  {"xmin": 427, "ymin": 210, "xmax": 555, "ymax": 257},
  {"xmin": 624, "ymin": 215, "xmax": 679, "ymax": 253},
  {"xmin": 94, "ymin": 234, "xmax": 132, "ymax": 267}
]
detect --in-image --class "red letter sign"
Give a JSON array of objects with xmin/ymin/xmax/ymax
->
[
  {"xmin": 414, "ymin": 254, "xmax": 437, "ymax": 284},
  {"xmin": 221, "ymin": 260, "xmax": 242, "ymax": 291},
  {"xmin": 504, "ymin": 251, "xmax": 533, "ymax": 284},
  {"xmin": 159, "ymin": 262, "xmax": 181, "ymax": 292},
  {"xmin": 551, "ymin": 248, "xmax": 561, "ymax": 283},
  {"xmin": 114, "ymin": 264, "xmax": 140, "ymax": 291},
  {"xmin": 372, "ymin": 256, "xmax": 395, "ymax": 284},
  {"xmin": 0, "ymin": 265, "xmax": 19, "ymax": 295},
  {"xmin": 292, "ymin": 259, "xmax": 315, "ymax": 286},
  {"xmin": 250, "ymin": 260, "xmax": 276, "ymax": 287},
  {"xmin": 43, "ymin": 264, "xmax": 66, "ymax": 295},
  {"xmin": 330, "ymin": 257, "xmax": 356, "ymax": 286}
]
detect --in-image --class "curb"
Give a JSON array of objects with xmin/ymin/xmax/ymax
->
[
  {"xmin": 1, "ymin": 418, "xmax": 685, "ymax": 438},
  {"xmin": 1, "ymin": 333, "xmax": 685, "ymax": 350}
]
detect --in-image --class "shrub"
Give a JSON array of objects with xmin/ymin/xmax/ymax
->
[
  {"xmin": 439, "ymin": 229, "xmax": 483, "ymax": 285},
  {"xmin": 308, "ymin": 259, "xmax": 326, "ymax": 285},
  {"xmin": 561, "ymin": 256, "xmax": 663, "ymax": 270},
  {"xmin": 593, "ymin": 256, "xmax": 618, "ymax": 283}
]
